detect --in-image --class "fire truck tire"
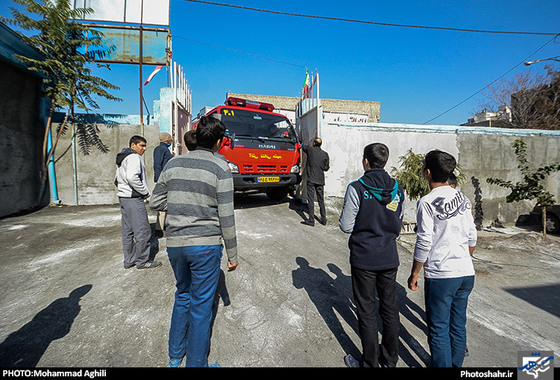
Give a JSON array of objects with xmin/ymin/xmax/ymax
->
[{"xmin": 266, "ymin": 186, "xmax": 289, "ymax": 201}]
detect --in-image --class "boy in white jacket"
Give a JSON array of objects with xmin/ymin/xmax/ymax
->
[
  {"xmin": 115, "ymin": 135, "xmax": 161, "ymax": 270},
  {"xmin": 407, "ymin": 150, "xmax": 476, "ymax": 368}
]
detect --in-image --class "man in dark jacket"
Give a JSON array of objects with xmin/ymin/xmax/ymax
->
[
  {"xmin": 339, "ymin": 142, "xmax": 405, "ymax": 368},
  {"xmin": 153, "ymin": 132, "xmax": 173, "ymax": 182},
  {"xmin": 153, "ymin": 133, "xmax": 173, "ymax": 235},
  {"xmin": 301, "ymin": 137, "xmax": 330, "ymax": 226}
]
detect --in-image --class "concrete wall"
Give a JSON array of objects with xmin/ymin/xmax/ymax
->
[
  {"xmin": 52, "ymin": 123, "xmax": 160, "ymax": 205},
  {"xmin": 0, "ymin": 22, "xmax": 49, "ymax": 218},
  {"xmin": 48, "ymin": 117, "xmax": 560, "ymax": 229},
  {"xmin": 321, "ymin": 122, "xmax": 560, "ymax": 227},
  {"xmin": 0, "ymin": 60, "xmax": 46, "ymax": 217},
  {"xmin": 457, "ymin": 132, "xmax": 560, "ymax": 226},
  {"xmin": 227, "ymin": 93, "xmax": 381, "ymax": 122}
]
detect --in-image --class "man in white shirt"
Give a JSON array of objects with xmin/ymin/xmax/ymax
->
[{"xmin": 407, "ymin": 150, "xmax": 476, "ymax": 368}]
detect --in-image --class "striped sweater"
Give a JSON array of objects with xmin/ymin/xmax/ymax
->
[{"xmin": 149, "ymin": 148, "xmax": 238, "ymax": 263}]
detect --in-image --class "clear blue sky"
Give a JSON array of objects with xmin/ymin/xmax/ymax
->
[{"xmin": 3, "ymin": 0, "xmax": 560, "ymax": 125}]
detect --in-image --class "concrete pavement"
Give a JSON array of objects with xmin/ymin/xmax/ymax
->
[{"xmin": 0, "ymin": 195, "xmax": 558, "ymax": 368}]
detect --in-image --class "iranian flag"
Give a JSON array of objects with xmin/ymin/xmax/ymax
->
[
  {"xmin": 302, "ymin": 69, "xmax": 310, "ymax": 98},
  {"xmin": 144, "ymin": 64, "xmax": 164, "ymax": 86}
]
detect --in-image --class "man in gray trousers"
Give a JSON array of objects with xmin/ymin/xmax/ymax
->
[{"xmin": 115, "ymin": 135, "xmax": 161, "ymax": 270}]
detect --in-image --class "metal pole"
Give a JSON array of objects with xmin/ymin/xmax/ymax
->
[
  {"xmin": 316, "ymin": 70, "xmax": 321, "ymax": 138},
  {"xmin": 139, "ymin": 0, "xmax": 144, "ymax": 130}
]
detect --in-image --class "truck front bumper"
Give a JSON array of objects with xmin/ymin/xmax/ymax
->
[{"xmin": 233, "ymin": 173, "xmax": 300, "ymax": 189}]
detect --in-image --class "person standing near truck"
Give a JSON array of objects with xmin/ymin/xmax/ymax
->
[
  {"xmin": 153, "ymin": 132, "xmax": 173, "ymax": 236},
  {"xmin": 408, "ymin": 150, "xmax": 476, "ymax": 368},
  {"xmin": 115, "ymin": 135, "xmax": 161, "ymax": 270},
  {"xmin": 150, "ymin": 116, "xmax": 238, "ymax": 367},
  {"xmin": 301, "ymin": 137, "xmax": 330, "ymax": 226},
  {"xmin": 339, "ymin": 142, "xmax": 405, "ymax": 367}
]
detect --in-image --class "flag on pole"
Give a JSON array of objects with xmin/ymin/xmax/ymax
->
[
  {"xmin": 302, "ymin": 69, "xmax": 310, "ymax": 98},
  {"xmin": 144, "ymin": 64, "xmax": 164, "ymax": 86}
]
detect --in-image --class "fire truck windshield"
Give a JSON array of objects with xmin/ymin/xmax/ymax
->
[{"xmin": 220, "ymin": 108, "xmax": 296, "ymax": 143}]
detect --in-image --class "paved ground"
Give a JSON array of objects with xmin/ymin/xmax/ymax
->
[{"xmin": 0, "ymin": 194, "xmax": 558, "ymax": 368}]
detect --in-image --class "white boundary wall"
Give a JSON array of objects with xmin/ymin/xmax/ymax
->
[{"xmin": 321, "ymin": 122, "xmax": 560, "ymax": 226}]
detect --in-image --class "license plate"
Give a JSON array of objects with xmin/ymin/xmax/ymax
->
[{"xmin": 258, "ymin": 176, "xmax": 280, "ymax": 183}]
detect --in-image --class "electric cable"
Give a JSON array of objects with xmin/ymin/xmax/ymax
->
[
  {"xmin": 179, "ymin": 0, "xmax": 560, "ymax": 123},
  {"xmin": 422, "ymin": 32, "xmax": 560, "ymax": 125},
  {"xmin": 183, "ymin": 0, "xmax": 558, "ymax": 36}
]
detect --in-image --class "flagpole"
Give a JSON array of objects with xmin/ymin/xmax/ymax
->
[{"xmin": 316, "ymin": 70, "xmax": 321, "ymax": 138}]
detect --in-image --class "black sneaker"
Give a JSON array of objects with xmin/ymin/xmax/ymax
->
[
  {"xmin": 344, "ymin": 354, "xmax": 360, "ymax": 368},
  {"xmin": 137, "ymin": 261, "xmax": 162, "ymax": 269},
  {"xmin": 301, "ymin": 220, "xmax": 315, "ymax": 227}
]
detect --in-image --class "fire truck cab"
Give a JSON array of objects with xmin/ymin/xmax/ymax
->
[{"xmin": 198, "ymin": 97, "xmax": 301, "ymax": 200}]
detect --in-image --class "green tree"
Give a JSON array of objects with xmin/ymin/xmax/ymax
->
[
  {"xmin": 390, "ymin": 149, "xmax": 465, "ymax": 200},
  {"xmin": 2, "ymin": 0, "xmax": 121, "ymax": 198},
  {"xmin": 486, "ymin": 139, "xmax": 560, "ymax": 237}
]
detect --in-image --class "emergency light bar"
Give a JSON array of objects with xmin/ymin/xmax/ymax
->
[{"xmin": 225, "ymin": 97, "xmax": 274, "ymax": 112}]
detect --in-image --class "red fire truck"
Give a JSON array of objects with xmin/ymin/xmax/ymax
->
[{"xmin": 196, "ymin": 97, "xmax": 301, "ymax": 200}]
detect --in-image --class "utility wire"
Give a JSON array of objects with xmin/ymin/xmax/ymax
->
[
  {"xmin": 178, "ymin": 0, "xmax": 560, "ymax": 122},
  {"xmin": 422, "ymin": 32, "xmax": 560, "ymax": 125},
  {"xmin": 174, "ymin": 35, "xmax": 307, "ymax": 68},
  {"xmin": 183, "ymin": 0, "xmax": 558, "ymax": 36}
]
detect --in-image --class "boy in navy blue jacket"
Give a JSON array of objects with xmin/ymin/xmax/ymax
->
[{"xmin": 339, "ymin": 142, "xmax": 405, "ymax": 368}]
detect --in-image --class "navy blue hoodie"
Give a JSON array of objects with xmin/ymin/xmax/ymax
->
[{"xmin": 339, "ymin": 169, "xmax": 404, "ymax": 271}]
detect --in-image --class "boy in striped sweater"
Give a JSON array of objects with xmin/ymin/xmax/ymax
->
[{"xmin": 150, "ymin": 116, "xmax": 238, "ymax": 367}]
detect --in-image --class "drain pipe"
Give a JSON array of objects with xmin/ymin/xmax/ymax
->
[
  {"xmin": 71, "ymin": 125, "xmax": 78, "ymax": 205},
  {"xmin": 47, "ymin": 129, "xmax": 61, "ymax": 205}
]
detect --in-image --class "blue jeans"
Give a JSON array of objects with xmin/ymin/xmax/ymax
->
[
  {"xmin": 167, "ymin": 245, "xmax": 223, "ymax": 367},
  {"xmin": 424, "ymin": 275, "xmax": 474, "ymax": 368}
]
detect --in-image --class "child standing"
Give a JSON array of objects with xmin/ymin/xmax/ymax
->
[
  {"xmin": 339, "ymin": 143, "xmax": 405, "ymax": 367},
  {"xmin": 407, "ymin": 150, "xmax": 477, "ymax": 368}
]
